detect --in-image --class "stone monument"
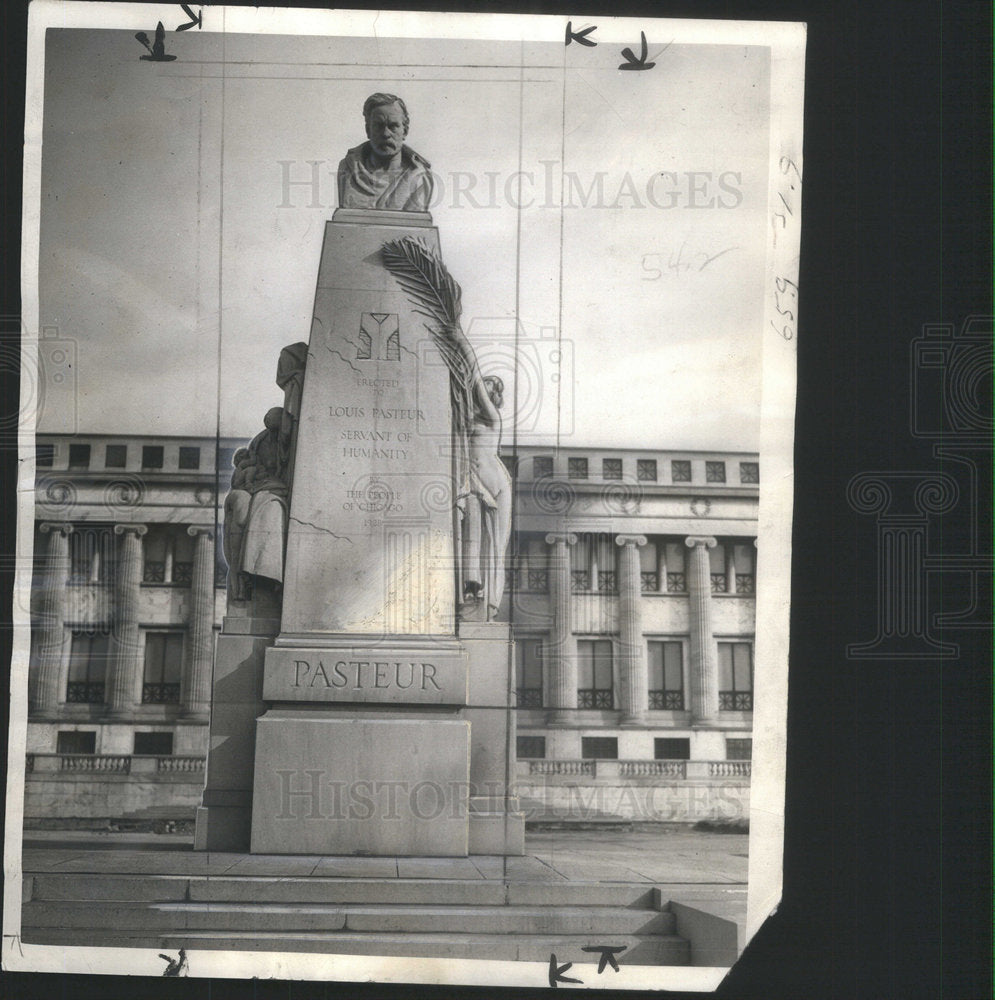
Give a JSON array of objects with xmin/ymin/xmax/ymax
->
[{"xmin": 195, "ymin": 94, "xmax": 524, "ymax": 857}]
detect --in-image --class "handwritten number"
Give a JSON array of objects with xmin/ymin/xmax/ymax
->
[{"xmin": 779, "ymin": 155, "xmax": 802, "ymax": 182}]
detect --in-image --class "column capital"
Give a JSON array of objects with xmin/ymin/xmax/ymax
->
[
  {"xmin": 39, "ymin": 522, "xmax": 74, "ymax": 536},
  {"xmin": 544, "ymin": 532, "xmax": 578, "ymax": 546},
  {"xmin": 684, "ymin": 535, "xmax": 717, "ymax": 549},
  {"xmin": 615, "ymin": 533, "xmax": 647, "ymax": 548},
  {"xmin": 114, "ymin": 523, "xmax": 148, "ymax": 537},
  {"xmin": 187, "ymin": 524, "xmax": 216, "ymax": 539}
]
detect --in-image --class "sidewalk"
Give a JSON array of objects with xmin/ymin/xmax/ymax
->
[{"xmin": 21, "ymin": 827, "xmax": 747, "ymax": 883}]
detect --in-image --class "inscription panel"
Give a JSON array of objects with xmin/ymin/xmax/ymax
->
[
  {"xmin": 264, "ymin": 644, "xmax": 468, "ymax": 704},
  {"xmin": 280, "ymin": 218, "xmax": 456, "ymax": 636}
]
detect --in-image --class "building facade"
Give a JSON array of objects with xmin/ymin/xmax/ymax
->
[{"xmin": 24, "ymin": 433, "xmax": 757, "ymax": 827}]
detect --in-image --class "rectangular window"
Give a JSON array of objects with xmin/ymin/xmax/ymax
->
[
  {"xmin": 726, "ymin": 738, "xmax": 753, "ymax": 760},
  {"xmin": 718, "ymin": 641, "xmax": 754, "ymax": 710},
  {"xmin": 733, "ymin": 542, "xmax": 756, "ymax": 594},
  {"xmin": 142, "ymin": 445, "xmax": 164, "ymax": 470},
  {"xmin": 710, "ymin": 542, "xmax": 728, "ymax": 593},
  {"xmin": 171, "ymin": 527, "xmax": 194, "ymax": 586},
  {"xmin": 523, "ymin": 537, "xmax": 548, "ymax": 592},
  {"xmin": 143, "ymin": 528, "xmax": 168, "ymax": 584},
  {"xmin": 533, "ymin": 456, "xmax": 553, "ymax": 479},
  {"xmin": 178, "ymin": 446, "xmax": 201, "ymax": 470},
  {"xmin": 56, "ymin": 731, "xmax": 96, "ymax": 754},
  {"xmin": 671, "ymin": 459, "xmax": 692, "ymax": 483},
  {"xmin": 515, "ymin": 640, "xmax": 544, "ymax": 708},
  {"xmin": 142, "ymin": 632, "xmax": 184, "ymax": 704},
  {"xmin": 104, "ymin": 444, "xmax": 127, "ymax": 468},
  {"xmin": 69, "ymin": 526, "xmax": 114, "ymax": 585},
  {"xmin": 639, "ymin": 540, "xmax": 659, "ymax": 592},
  {"xmin": 67, "ymin": 631, "xmax": 109, "ymax": 703},
  {"xmin": 134, "ymin": 732, "xmax": 174, "ymax": 756},
  {"xmin": 665, "ymin": 541, "xmax": 686, "ymax": 592},
  {"xmin": 581, "ymin": 736, "xmax": 618, "ymax": 760},
  {"xmin": 571, "ymin": 535, "xmax": 591, "ymax": 592},
  {"xmin": 654, "ymin": 737, "xmax": 691, "ymax": 760},
  {"xmin": 739, "ymin": 461, "xmax": 759, "ymax": 484},
  {"xmin": 577, "ymin": 639, "xmax": 613, "ymax": 708},
  {"xmin": 637, "ymin": 459, "xmax": 657, "ymax": 482},
  {"xmin": 705, "ymin": 460, "xmax": 726, "ymax": 483},
  {"xmin": 68, "ymin": 443, "xmax": 91, "ymax": 469},
  {"xmin": 567, "ymin": 457, "xmax": 588, "ymax": 479},
  {"xmin": 602, "ymin": 458, "xmax": 623, "ymax": 480},
  {"xmin": 517, "ymin": 736, "xmax": 546, "ymax": 759},
  {"xmin": 648, "ymin": 641, "xmax": 684, "ymax": 709},
  {"xmin": 35, "ymin": 443, "xmax": 55, "ymax": 468}
]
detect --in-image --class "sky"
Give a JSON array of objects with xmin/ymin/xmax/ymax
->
[{"xmin": 36, "ymin": 26, "xmax": 771, "ymax": 450}]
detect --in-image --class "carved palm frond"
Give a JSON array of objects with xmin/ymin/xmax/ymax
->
[
  {"xmin": 380, "ymin": 236, "xmax": 474, "ymax": 482},
  {"xmin": 380, "ymin": 237, "xmax": 463, "ymax": 328}
]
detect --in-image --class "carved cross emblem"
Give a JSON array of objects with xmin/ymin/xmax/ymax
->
[{"xmin": 357, "ymin": 312, "xmax": 400, "ymax": 361}]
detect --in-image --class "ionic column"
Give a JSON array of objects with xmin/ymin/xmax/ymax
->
[
  {"xmin": 725, "ymin": 541, "xmax": 738, "ymax": 594},
  {"xmin": 685, "ymin": 536, "xmax": 718, "ymax": 723},
  {"xmin": 182, "ymin": 526, "xmax": 215, "ymax": 718},
  {"xmin": 104, "ymin": 524, "xmax": 147, "ymax": 717},
  {"xmin": 544, "ymin": 532, "xmax": 577, "ymax": 725},
  {"xmin": 31, "ymin": 522, "xmax": 73, "ymax": 716},
  {"xmin": 615, "ymin": 534, "xmax": 648, "ymax": 724}
]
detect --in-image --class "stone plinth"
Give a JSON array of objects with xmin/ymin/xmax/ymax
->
[
  {"xmin": 250, "ymin": 714, "xmax": 470, "ymax": 856},
  {"xmin": 194, "ymin": 617, "xmax": 276, "ymax": 852},
  {"xmin": 461, "ymin": 622, "xmax": 525, "ymax": 855},
  {"xmin": 279, "ymin": 210, "xmax": 455, "ymax": 638}
]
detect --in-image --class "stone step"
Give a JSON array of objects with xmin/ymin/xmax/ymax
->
[
  {"xmin": 27, "ymin": 874, "xmax": 660, "ymax": 909},
  {"xmin": 22, "ymin": 927, "xmax": 691, "ymax": 965},
  {"xmin": 22, "ymin": 900, "xmax": 676, "ymax": 936}
]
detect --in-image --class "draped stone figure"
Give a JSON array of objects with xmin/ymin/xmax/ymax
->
[
  {"xmin": 223, "ymin": 407, "xmax": 290, "ymax": 601},
  {"xmin": 458, "ymin": 375, "xmax": 513, "ymax": 617},
  {"xmin": 276, "ymin": 341, "xmax": 307, "ymax": 486}
]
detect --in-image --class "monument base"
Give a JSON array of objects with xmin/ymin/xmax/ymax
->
[
  {"xmin": 250, "ymin": 712, "xmax": 470, "ymax": 856},
  {"xmin": 193, "ymin": 619, "xmax": 275, "ymax": 852}
]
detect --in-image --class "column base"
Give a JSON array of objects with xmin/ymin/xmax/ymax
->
[
  {"xmin": 102, "ymin": 708, "xmax": 137, "ymax": 721},
  {"xmin": 545, "ymin": 711, "xmax": 576, "ymax": 727}
]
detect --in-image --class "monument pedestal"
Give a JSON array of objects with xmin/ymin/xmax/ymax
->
[
  {"xmin": 250, "ymin": 712, "xmax": 471, "ymax": 856},
  {"xmin": 197, "ymin": 208, "xmax": 523, "ymax": 856},
  {"xmin": 194, "ymin": 616, "xmax": 275, "ymax": 852}
]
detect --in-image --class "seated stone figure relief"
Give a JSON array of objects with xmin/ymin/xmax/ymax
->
[
  {"xmin": 223, "ymin": 406, "xmax": 290, "ymax": 602},
  {"xmin": 337, "ymin": 93, "xmax": 434, "ymax": 213}
]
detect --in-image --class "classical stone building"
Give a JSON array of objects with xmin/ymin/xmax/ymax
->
[{"xmin": 24, "ymin": 433, "xmax": 757, "ymax": 827}]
